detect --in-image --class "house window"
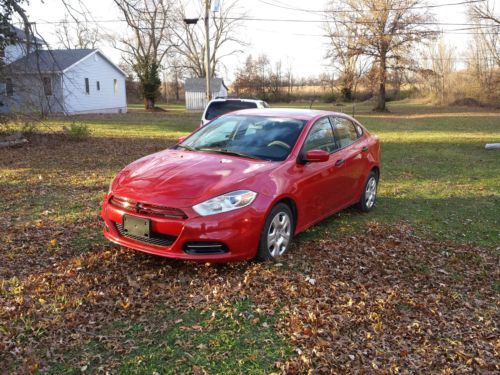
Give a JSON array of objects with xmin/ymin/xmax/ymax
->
[
  {"xmin": 96, "ymin": 81, "xmax": 100, "ymax": 91},
  {"xmin": 6, "ymin": 78, "xmax": 13, "ymax": 96},
  {"xmin": 85, "ymin": 78, "xmax": 90, "ymax": 94},
  {"xmin": 113, "ymin": 79, "xmax": 117, "ymax": 96},
  {"xmin": 43, "ymin": 77, "xmax": 52, "ymax": 96}
]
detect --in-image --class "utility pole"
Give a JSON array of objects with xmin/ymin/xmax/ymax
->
[{"xmin": 204, "ymin": 0, "xmax": 211, "ymax": 102}]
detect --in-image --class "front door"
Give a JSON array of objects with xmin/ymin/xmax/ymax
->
[{"xmin": 294, "ymin": 117, "xmax": 348, "ymax": 224}]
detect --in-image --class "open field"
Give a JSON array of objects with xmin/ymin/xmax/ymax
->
[{"xmin": 1, "ymin": 101, "xmax": 499, "ymax": 372}]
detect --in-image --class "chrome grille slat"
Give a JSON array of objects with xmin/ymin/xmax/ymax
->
[{"xmin": 110, "ymin": 196, "xmax": 187, "ymax": 220}]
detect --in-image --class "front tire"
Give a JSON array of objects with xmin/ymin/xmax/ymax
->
[
  {"xmin": 358, "ymin": 171, "xmax": 378, "ymax": 212},
  {"xmin": 256, "ymin": 203, "xmax": 293, "ymax": 261}
]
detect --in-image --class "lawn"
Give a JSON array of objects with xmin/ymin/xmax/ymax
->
[{"xmin": 0, "ymin": 101, "xmax": 499, "ymax": 373}]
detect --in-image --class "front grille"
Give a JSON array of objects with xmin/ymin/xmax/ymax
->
[
  {"xmin": 183, "ymin": 242, "xmax": 228, "ymax": 255},
  {"xmin": 115, "ymin": 222, "xmax": 177, "ymax": 247},
  {"xmin": 110, "ymin": 196, "xmax": 187, "ymax": 220}
]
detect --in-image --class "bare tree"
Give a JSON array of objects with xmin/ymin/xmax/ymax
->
[
  {"xmin": 468, "ymin": 0, "xmax": 499, "ymax": 67},
  {"xmin": 325, "ymin": 0, "xmax": 436, "ymax": 111},
  {"xmin": 113, "ymin": 0, "xmax": 173, "ymax": 110},
  {"xmin": 170, "ymin": 0, "xmax": 246, "ymax": 78},
  {"xmin": 55, "ymin": 15, "xmax": 100, "ymax": 49},
  {"xmin": 324, "ymin": 13, "xmax": 369, "ymax": 101},
  {"xmin": 425, "ymin": 38, "xmax": 456, "ymax": 104},
  {"xmin": 163, "ymin": 56, "xmax": 185, "ymax": 101},
  {"xmin": 467, "ymin": 33, "xmax": 498, "ymax": 100},
  {"xmin": 469, "ymin": 0, "xmax": 499, "ymax": 25}
]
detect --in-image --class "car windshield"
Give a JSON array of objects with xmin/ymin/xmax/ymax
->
[
  {"xmin": 205, "ymin": 101, "xmax": 258, "ymax": 120},
  {"xmin": 178, "ymin": 115, "xmax": 307, "ymax": 161}
]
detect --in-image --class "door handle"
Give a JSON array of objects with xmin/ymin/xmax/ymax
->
[
  {"xmin": 335, "ymin": 159, "xmax": 345, "ymax": 167},
  {"xmin": 361, "ymin": 146, "xmax": 369, "ymax": 153}
]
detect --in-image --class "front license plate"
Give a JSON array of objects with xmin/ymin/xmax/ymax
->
[{"xmin": 123, "ymin": 215, "xmax": 151, "ymax": 238}]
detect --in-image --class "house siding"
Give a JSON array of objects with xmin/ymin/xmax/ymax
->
[
  {"xmin": 4, "ymin": 44, "xmax": 26, "ymax": 64},
  {"xmin": 63, "ymin": 52, "xmax": 127, "ymax": 114},
  {"xmin": 0, "ymin": 73, "xmax": 64, "ymax": 114}
]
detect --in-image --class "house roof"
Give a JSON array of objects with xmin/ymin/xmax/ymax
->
[
  {"xmin": 6, "ymin": 49, "xmax": 126, "ymax": 76},
  {"xmin": 185, "ymin": 78, "xmax": 227, "ymax": 93},
  {"xmin": 4, "ymin": 25, "xmax": 44, "ymax": 45}
]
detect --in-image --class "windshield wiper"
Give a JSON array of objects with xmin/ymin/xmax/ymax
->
[
  {"xmin": 198, "ymin": 148, "xmax": 262, "ymax": 160},
  {"xmin": 176, "ymin": 144, "xmax": 196, "ymax": 151}
]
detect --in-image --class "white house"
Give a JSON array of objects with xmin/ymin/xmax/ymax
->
[
  {"xmin": 185, "ymin": 78, "xmax": 228, "ymax": 111},
  {"xmin": 1, "ymin": 27, "xmax": 127, "ymax": 114}
]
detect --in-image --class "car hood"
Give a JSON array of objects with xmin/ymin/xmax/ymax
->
[{"xmin": 111, "ymin": 149, "xmax": 276, "ymax": 206}]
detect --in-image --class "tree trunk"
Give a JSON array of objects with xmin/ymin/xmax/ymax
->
[
  {"xmin": 174, "ymin": 74, "xmax": 180, "ymax": 101},
  {"xmin": 145, "ymin": 98, "xmax": 155, "ymax": 110},
  {"xmin": 375, "ymin": 54, "xmax": 387, "ymax": 111}
]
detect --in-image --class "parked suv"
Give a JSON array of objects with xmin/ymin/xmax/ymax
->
[{"xmin": 201, "ymin": 97, "xmax": 269, "ymax": 126}]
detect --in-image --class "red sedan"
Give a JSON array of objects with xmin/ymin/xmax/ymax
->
[{"xmin": 101, "ymin": 109, "xmax": 380, "ymax": 262}]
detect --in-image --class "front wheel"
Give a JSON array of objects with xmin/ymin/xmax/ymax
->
[
  {"xmin": 256, "ymin": 203, "xmax": 293, "ymax": 261},
  {"xmin": 358, "ymin": 171, "xmax": 378, "ymax": 212}
]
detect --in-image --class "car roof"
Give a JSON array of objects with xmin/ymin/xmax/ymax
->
[
  {"xmin": 210, "ymin": 97, "xmax": 263, "ymax": 103},
  {"xmin": 229, "ymin": 108, "xmax": 339, "ymax": 121}
]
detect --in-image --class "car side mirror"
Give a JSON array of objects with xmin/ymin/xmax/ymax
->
[
  {"xmin": 304, "ymin": 149, "xmax": 330, "ymax": 163},
  {"xmin": 177, "ymin": 135, "xmax": 188, "ymax": 144}
]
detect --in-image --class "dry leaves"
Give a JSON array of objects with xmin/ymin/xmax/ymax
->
[{"xmin": 0, "ymin": 134, "xmax": 498, "ymax": 373}]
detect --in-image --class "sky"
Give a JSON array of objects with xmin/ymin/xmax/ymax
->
[{"xmin": 22, "ymin": 0, "xmax": 475, "ymax": 82}]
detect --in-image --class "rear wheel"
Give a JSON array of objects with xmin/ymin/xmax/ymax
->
[
  {"xmin": 358, "ymin": 171, "xmax": 378, "ymax": 212},
  {"xmin": 256, "ymin": 203, "xmax": 293, "ymax": 261}
]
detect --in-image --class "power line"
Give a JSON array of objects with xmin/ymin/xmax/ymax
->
[
  {"xmin": 29, "ymin": 17, "xmax": 498, "ymax": 29},
  {"xmin": 256, "ymin": 0, "xmax": 487, "ymax": 14},
  {"xmin": 220, "ymin": 16, "xmax": 499, "ymax": 28},
  {"xmin": 254, "ymin": 28, "xmax": 498, "ymax": 37}
]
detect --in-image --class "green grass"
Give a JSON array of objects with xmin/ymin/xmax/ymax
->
[
  {"xmin": 1, "ymin": 100, "xmax": 499, "ymax": 372},
  {"xmin": 46, "ymin": 300, "xmax": 291, "ymax": 374},
  {"xmin": 5, "ymin": 102, "xmax": 500, "ymax": 246},
  {"xmin": 299, "ymin": 114, "xmax": 500, "ymax": 246}
]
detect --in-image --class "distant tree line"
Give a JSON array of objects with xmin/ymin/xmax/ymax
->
[
  {"xmin": 2, "ymin": 0, "xmax": 498, "ymax": 110},
  {"xmin": 233, "ymin": 0, "xmax": 499, "ymax": 109}
]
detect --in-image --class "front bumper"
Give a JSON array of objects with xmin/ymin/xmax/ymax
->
[{"xmin": 100, "ymin": 194, "xmax": 269, "ymax": 262}]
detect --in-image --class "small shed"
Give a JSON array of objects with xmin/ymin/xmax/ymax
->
[{"xmin": 185, "ymin": 78, "xmax": 228, "ymax": 111}]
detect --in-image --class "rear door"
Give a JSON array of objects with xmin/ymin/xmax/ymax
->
[{"xmin": 330, "ymin": 117, "xmax": 368, "ymax": 203}]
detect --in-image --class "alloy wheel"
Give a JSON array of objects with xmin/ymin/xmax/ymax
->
[
  {"xmin": 267, "ymin": 211, "xmax": 291, "ymax": 257},
  {"xmin": 365, "ymin": 176, "xmax": 377, "ymax": 209}
]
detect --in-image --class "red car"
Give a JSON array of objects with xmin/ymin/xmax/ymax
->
[{"xmin": 101, "ymin": 109, "xmax": 380, "ymax": 262}]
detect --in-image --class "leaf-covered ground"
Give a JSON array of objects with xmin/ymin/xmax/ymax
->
[{"xmin": 1, "ymin": 106, "xmax": 499, "ymax": 373}]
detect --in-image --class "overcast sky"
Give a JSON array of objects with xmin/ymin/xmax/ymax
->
[{"xmin": 24, "ymin": 0, "xmax": 473, "ymax": 82}]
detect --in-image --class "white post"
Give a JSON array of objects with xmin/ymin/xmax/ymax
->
[{"xmin": 204, "ymin": 0, "xmax": 211, "ymax": 102}]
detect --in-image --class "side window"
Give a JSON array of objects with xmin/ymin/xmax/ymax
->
[
  {"xmin": 332, "ymin": 118, "xmax": 359, "ymax": 148},
  {"xmin": 43, "ymin": 77, "xmax": 52, "ymax": 96},
  {"xmin": 84, "ymin": 78, "xmax": 90, "ymax": 94},
  {"xmin": 354, "ymin": 123, "xmax": 364, "ymax": 137},
  {"xmin": 113, "ymin": 79, "xmax": 118, "ymax": 95},
  {"xmin": 304, "ymin": 117, "xmax": 336, "ymax": 153}
]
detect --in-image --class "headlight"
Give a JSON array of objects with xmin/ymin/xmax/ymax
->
[{"xmin": 192, "ymin": 190, "xmax": 257, "ymax": 216}]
